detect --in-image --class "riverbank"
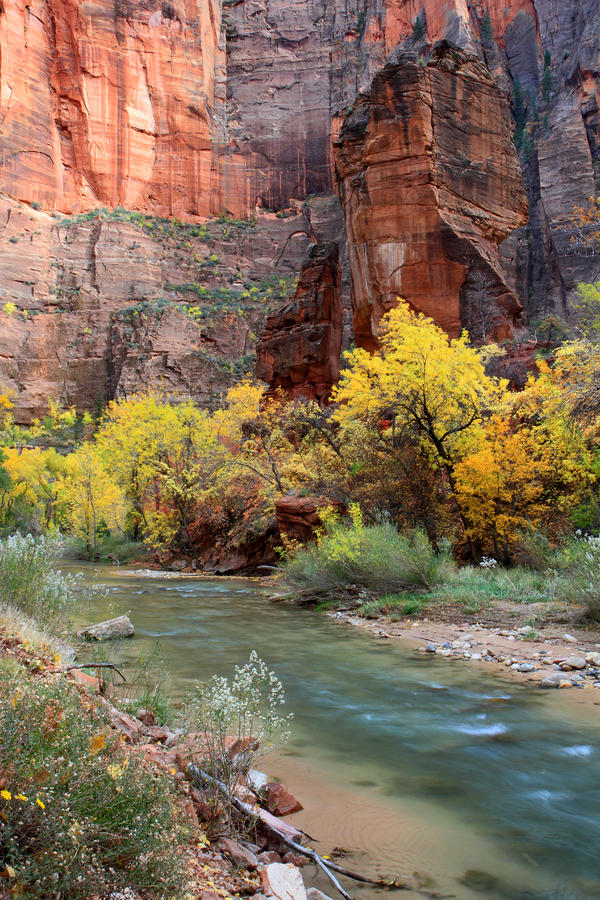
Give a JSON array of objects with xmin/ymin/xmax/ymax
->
[
  {"xmin": 331, "ymin": 601, "xmax": 600, "ymax": 693},
  {"xmin": 0, "ymin": 617, "xmax": 349, "ymax": 900}
]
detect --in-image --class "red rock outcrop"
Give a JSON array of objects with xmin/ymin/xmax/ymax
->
[
  {"xmin": 275, "ymin": 496, "xmax": 345, "ymax": 544},
  {"xmin": 0, "ymin": 0, "xmax": 224, "ymax": 216},
  {"xmin": 255, "ymin": 242, "xmax": 342, "ymax": 402},
  {"xmin": 334, "ymin": 42, "xmax": 528, "ymax": 347}
]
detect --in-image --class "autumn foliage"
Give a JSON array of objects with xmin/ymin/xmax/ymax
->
[{"xmin": 0, "ymin": 300, "xmax": 598, "ymax": 563}]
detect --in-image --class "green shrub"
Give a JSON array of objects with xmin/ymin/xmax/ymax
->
[
  {"xmin": 0, "ymin": 665, "xmax": 186, "ymax": 898},
  {"xmin": 0, "ymin": 534, "xmax": 83, "ymax": 633},
  {"xmin": 283, "ymin": 505, "xmax": 455, "ymax": 598}
]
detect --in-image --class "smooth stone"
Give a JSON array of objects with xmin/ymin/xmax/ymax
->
[
  {"xmin": 261, "ymin": 863, "xmax": 307, "ymax": 900},
  {"xmin": 586, "ymin": 652, "xmax": 600, "ymax": 666},
  {"xmin": 77, "ymin": 615, "xmax": 134, "ymax": 641},
  {"xmin": 561, "ymin": 656, "xmax": 586, "ymax": 670},
  {"xmin": 563, "ymin": 634, "xmax": 577, "ymax": 643},
  {"xmin": 541, "ymin": 672, "xmax": 577, "ymax": 688},
  {"xmin": 247, "ymin": 769, "xmax": 269, "ymax": 794},
  {"xmin": 218, "ymin": 837, "xmax": 258, "ymax": 870},
  {"xmin": 517, "ymin": 663, "xmax": 536, "ymax": 673}
]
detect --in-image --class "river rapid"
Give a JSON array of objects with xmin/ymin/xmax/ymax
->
[{"xmin": 71, "ymin": 566, "xmax": 600, "ymax": 900}]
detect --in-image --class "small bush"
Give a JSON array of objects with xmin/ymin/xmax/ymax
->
[
  {"xmin": 0, "ymin": 534, "xmax": 83, "ymax": 633},
  {"xmin": 182, "ymin": 651, "xmax": 292, "ymax": 821},
  {"xmin": 0, "ymin": 665, "xmax": 186, "ymax": 898},
  {"xmin": 283, "ymin": 505, "xmax": 455, "ymax": 598}
]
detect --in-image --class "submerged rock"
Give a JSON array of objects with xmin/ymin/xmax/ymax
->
[{"xmin": 77, "ymin": 615, "xmax": 134, "ymax": 641}]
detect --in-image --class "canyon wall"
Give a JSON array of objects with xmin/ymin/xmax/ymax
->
[
  {"xmin": 0, "ymin": 0, "xmax": 225, "ymax": 216},
  {"xmin": 255, "ymin": 241, "xmax": 342, "ymax": 401},
  {"xmin": 0, "ymin": 0, "xmax": 598, "ymax": 416}
]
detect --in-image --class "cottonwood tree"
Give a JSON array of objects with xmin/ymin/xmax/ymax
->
[{"xmin": 332, "ymin": 300, "xmax": 506, "ymax": 546}]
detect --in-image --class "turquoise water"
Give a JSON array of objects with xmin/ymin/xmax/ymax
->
[{"xmin": 72, "ymin": 567, "xmax": 600, "ymax": 899}]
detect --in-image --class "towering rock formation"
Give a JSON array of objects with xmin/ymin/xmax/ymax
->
[
  {"xmin": 256, "ymin": 241, "xmax": 342, "ymax": 401},
  {"xmin": 334, "ymin": 43, "xmax": 528, "ymax": 347}
]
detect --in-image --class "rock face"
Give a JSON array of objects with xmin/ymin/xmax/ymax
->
[
  {"xmin": 0, "ymin": 0, "xmax": 598, "ymax": 414},
  {"xmin": 255, "ymin": 242, "xmax": 342, "ymax": 402},
  {"xmin": 0, "ymin": 0, "xmax": 225, "ymax": 217},
  {"xmin": 334, "ymin": 43, "xmax": 528, "ymax": 347},
  {"xmin": 275, "ymin": 496, "xmax": 345, "ymax": 544},
  {"xmin": 0, "ymin": 197, "xmax": 311, "ymax": 422}
]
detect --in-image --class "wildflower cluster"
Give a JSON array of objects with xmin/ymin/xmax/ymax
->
[
  {"xmin": 183, "ymin": 652, "xmax": 292, "ymax": 817},
  {"xmin": 479, "ymin": 556, "xmax": 498, "ymax": 569},
  {"xmin": 0, "ymin": 666, "xmax": 186, "ymax": 898}
]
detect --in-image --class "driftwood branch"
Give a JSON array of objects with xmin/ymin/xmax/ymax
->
[
  {"xmin": 188, "ymin": 764, "xmax": 447, "ymax": 900},
  {"xmin": 63, "ymin": 663, "xmax": 127, "ymax": 682}
]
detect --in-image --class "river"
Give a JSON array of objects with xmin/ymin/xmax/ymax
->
[{"xmin": 71, "ymin": 566, "xmax": 600, "ymax": 900}]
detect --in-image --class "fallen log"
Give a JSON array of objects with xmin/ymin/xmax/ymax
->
[{"xmin": 188, "ymin": 764, "xmax": 447, "ymax": 900}]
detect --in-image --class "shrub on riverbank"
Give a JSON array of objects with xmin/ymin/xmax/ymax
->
[
  {"xmin": 283, "ymin": 506, "xmax": 455, "ymax": 598},
  {"xmin": 0, "ymin": 658, "xmax": 186, "ymax": 898},
  {"xmin": 0, "ymin": 533, "xmax": 82, "ymax": 634}
]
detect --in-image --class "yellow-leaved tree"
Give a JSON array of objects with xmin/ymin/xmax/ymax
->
[
  {"xmin": 94, "ymin": 394, "xmax": 223, "ymax": 554},
  {"xmin": 332, "ymin": 300, "xmax": 506, "ymax": 545},
  {"xmin": 59, "ymin": 446, "xmax": 126, "ymax": 559}
]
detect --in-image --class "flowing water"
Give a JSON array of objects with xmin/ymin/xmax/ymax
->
[{"xmin": 71, "ymin": 566, "xmax": 600, "ymax": 899}]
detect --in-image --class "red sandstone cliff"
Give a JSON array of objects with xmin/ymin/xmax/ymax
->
[
  {"xmin": 0, "ymin": 0, "xmax": 598, "ymax": 414},
  {"xmin": 334, "ymin": 43, "xmax": 528, "ymax": 347},
  {"xmin": 255, "ymin": 242, "xmax": 342, "ymax": 402},
  {"xmin": 0, "ymin": 0, "xmax": 225, "ymax": 216}
]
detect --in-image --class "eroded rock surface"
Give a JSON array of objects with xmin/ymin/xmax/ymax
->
[
  {"xmin": 334, "ymin": 42, "xmax": 528, "ymax": 347},
  {"xmin": 256, "ymin": 242, "xmax": 342, "ymax": 402}
]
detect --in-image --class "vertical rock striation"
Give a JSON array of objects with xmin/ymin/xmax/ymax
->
[
  {"xmin": 0, "ymin": 0, "xmax": 225, "ymax": 216},
  {"xmin": 334, "ymin": 42, "xmax": 528, "ymax": 348},
  {"xmin": 255, "ymin": 242, "xmax": 342, "ymax": 402}
]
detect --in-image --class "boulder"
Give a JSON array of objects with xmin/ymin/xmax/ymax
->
[
  {"xmin": 247, "ymin": 769, "xmax": 270, "ymax": 794},
  {"xmin": 136, "ymin": 708, "xmax": 156, "ymax": 726},
  {"xmin": 218, "ymin": 837, "xmax": 258, "ymax": 870},
  {"xmin": 265, "ymin": 783, "xmax": 304, "ymax": 817},
  {"xmin": 261, "ymin": 863, "xmax": 307, "ymax": 900},
  {"xmin": 77, "ymin": 615, "xmax": 134, "ymax": 641},
  {"xmin": 109, "ymin": 709, "xmax": 143, "ymax": 742},
  {"xmin": 540, "ymin": 672, "xmax": 578, "ymax": 688},
  {"xmin": 586, "ymin": 652, "xmax": 600, "ymax": 666}
]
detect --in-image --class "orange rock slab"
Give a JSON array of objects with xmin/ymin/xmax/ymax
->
[
  {"xmin": 333, "ymin": 42, "xmax": 528, "ymax": 348},
  {"xmin": 0, "ymin": 0, "xmax": 224, "ymax": 216}
]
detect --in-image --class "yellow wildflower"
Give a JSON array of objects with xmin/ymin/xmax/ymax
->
[
  {"xmin": 36, "ymin": 798, "xmax": 45, "ymax": 810},
  {"xmin": 15, "ymin": 794, "xmax": 27, "ymax": 802},
  {"xmin": 1, "ymin": 790, "xmax": 12, "ymax": 801},
  {"xmin": 88, "ymin": 733, "xmax": 106, "ymax": 754}
]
